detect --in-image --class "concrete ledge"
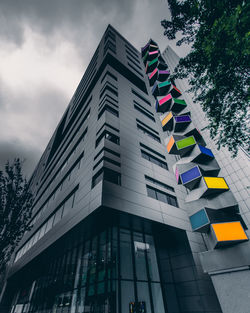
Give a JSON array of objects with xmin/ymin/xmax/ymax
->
[{"xmin": 200, "ymin": 241, "xmax": 250, "ymax": 274}]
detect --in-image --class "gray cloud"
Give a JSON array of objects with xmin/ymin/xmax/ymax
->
[
  {"xmin": 0, "ymin": 140, "xmax": 41, "ymax": 179},
  {"xmin": 0, "ymin": 0, "xmax": 173, "ymax": 179},
  {"xmin": 0, "ymin": 0, "xmax": 136, "ymax": 48}
]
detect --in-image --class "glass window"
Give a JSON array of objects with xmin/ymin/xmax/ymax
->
[
  {"xmin": 81, "ymin": 241, "xmax": 90, "ymax": 287},
  {"xmin": 120, "ymin": 229, "xmax": 133, "ymax": 279},
  {"xmin": 146, "ymin": 186, "xmax": 178, "ymax": 207},
  {"xmin": 121, "ymin": 281, "xmax": 135, "ymax": 313},
  {"xmin": 38, "ymin": 223, "xmax": 47, "ymax": 240},
  {"xmin": 151, "ymin": 283, "xmax": 165, "ymax": 312},
  {"xmin": 146, "ymin": 186, "xmax": 156, "ymax": 199},
  {"xmin": 141, "ymin": 150, "xmax": 168, "ymax": 170},
  {"xmin": 76, "ymin": 287, "xmax": 86, "ymax": 313},
  {"xmin": 53, "ymin": 206, "xmax": 63, "ymax": 226},
  {"xmin": 134, "ymin": 233, "xmax": 148, "ymax": 281},
  {"xmin": 45, "ymin": 215, "xmax": 54, "ymax": 234},
  {"xmin": 145, "ymin": 235, "xmax": 160, "ymax": 282},
  {"xmin": 62, "ymin": 194, "xmax": 73, "ymax": 217},
  {"xmin": 156, "ymin": 190, "xmax": 167, "ymax": 203},
  {"xmin": 137, "ymin": 282, "xmax": 152, "ymax": 313}
]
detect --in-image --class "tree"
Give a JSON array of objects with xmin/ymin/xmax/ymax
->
[
  {"xmin": 0, "ymin": 159, "xmax": 33, "ymax": 274},
  {"xmin": 161, "ymin": 0, "xmax": 250, "ymax": 156}
]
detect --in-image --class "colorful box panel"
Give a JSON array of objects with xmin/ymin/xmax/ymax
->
[
  {"xmin": 190, "ymin": 209, "xmax": 209, "ymax": 231},
  {"xmin": 198, "ymin": 145, "xmax": 214, "ymax": 158},
  {"xmin": 211, "ymin": 222, "xmax": 248, "ymax": 244},
  {"xmin": 181, "ymin": 166, "xmax": 201, "ymax": 184},
  {"xmin": 175, "ymin": 115, "xmax": 191, "ymax": 123},
  {"xmin": 167, "ymin": 136, "xmax": 175, "ymax": 153},
  {"xmin": 176, "ymin": 136, "xmax": 196, "ymax": 150},
  {"xmin": 161, "ymin": 112, "xmax": 173, "ymax": 127},
  {"xmin": 204, "ymin": 177, "xmax": 229, "ymax": 190}
]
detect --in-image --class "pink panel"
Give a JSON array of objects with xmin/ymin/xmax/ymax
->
[
  {"xmin": 159, "ymin": 94, "xmax": 172, "ymax": 105},
  {"xmin": 175, "ymin": 168, "xmax": 179, "ymax": 182},
  {"xmin": 149, "ymin": 50, "xmax": 158, "ymax": 55},
  {"xmin": 149, "ymin": 68, "xmax": 158, "ymax": 79}
]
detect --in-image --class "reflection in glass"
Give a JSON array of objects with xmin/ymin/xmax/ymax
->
[
  {"xmin": 120, "ymin": 229, "xmax": 133, "ymax": 279},
  {"xmin": 137, "ymin": 281, "xmax": 152, "ymax": 313}
]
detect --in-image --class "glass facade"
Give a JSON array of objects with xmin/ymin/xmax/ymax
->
[{"xmin": 10, "ymin": 214, "xmax": 166, "ymax": 313}]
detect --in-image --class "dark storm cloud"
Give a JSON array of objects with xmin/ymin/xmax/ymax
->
[
  {"xmin": 0, "ymin": 82, "xmax": 70, "ymax": 178},
  {"xmin": 0, "ymin": 0, "xmax": 172, "ymax": 178},
  {"xmin": 0, "ymin": 140, "xmax": 41, "ymax": 179},
  {"xmin": 0, "ymin": 0, "xmax": 136, "ymax": 47}
]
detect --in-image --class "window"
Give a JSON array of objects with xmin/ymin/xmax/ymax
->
[
  {"xmin": 62, "ymin": 193, "xmax": 75, "ymax": 217},
  {"xmin": 131, "ymin": 89, "xmax": 151, "ymax": 106},
  {"xmin": 127, "ymin": 55, "xmax": 142, "ymax": 70},
  {"xmin": 31, "ymin": 153, "xmax": 83, "ymax": 226},
  {"xmin": 94, "ymin": 147, "xmax": 120, "ymax": 160},
  {"xmin": 92, "ymin": 168, "xmax": 121, "ymax": 188},
  {"xmin": 98, "ymin": 105, "xmax": 119, "ymax": 120},
  {"xmin": 99, "ymin": 84, "xmax": 118, "ymax": 99},
  {"xmin": 134, "ymin": 102, "xmax": 155, "ymax": 122},
  {"xmin": 96, "ymin": 130, "xmax": 120, "ymax": 148},
  {"xmin": 137, "ymin": 125, "xmax": 161, "ymax": 143},
  {"xmin": 139, "ymin": 143, "xmax": 166, "ymax": 159},
  {"xmin": 126, "ymin": 49, "xmax": 140, "ymax": 63},
  {"xmin": 145, "ymin": 175, "xmax": 174, "ymax": 192},
  {"xmin": 99, "ymin": 94, "xmax": 118, "ymax": 108},
  {"xmin": 141, "ymin": 150, "xmax": 168, "ymax": 170},
  {"xmin": 93, "ymin": 156, "xmax": 121, "ymax": 170},
  {"xmin": 101, "ymin": 71, "xmax": 117, "ymax": 83},
  {"xmin": 104, "ymin": 40, "xmax": 116, "ymax": 55},
  {"xmin": 146, "ymin": 186, "xmax": 178, "ymax": 207},
  {"xmin": 105, "ymin": 30, "xmax": 116, "ymax": 43},
  {"xmin": 96, "ymin": 123, "xmax": 119, "ymax": 136},
  {"xmin": 128, "ymin": 63, "xmax": 144, "ymax": 78},
  {"xmin": 125, "ymin": 44, "xmax": 139, "ymax": 57},
  {"xmin": 136, "ymin": 119, "xmax": 158, "ymax": 134}
]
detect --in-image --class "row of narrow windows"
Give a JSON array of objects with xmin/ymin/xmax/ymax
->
[
  {"xmin": 30, "ymin": 155, "xmax": 83, "ymax": 228},
  {"xmin": 35, "ymin": 126, "xmax": 87, "ymax": 206},
  {"xmin": 15, "ymin": 187, "xmax": 79, "ymax": 262}
]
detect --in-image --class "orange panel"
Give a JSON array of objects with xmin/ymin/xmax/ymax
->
[
  {"xmin": 167, "ymin": 136, "xmax": 175, "ymax": 153},
  {"xmin": 212, "ymin": 222, "xmax": 248, "ymax": 242}
]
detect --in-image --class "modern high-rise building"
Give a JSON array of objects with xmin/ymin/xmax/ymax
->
[{"xmin": 1, "ymin": 25, "xmax": 249, "ymax": 313}]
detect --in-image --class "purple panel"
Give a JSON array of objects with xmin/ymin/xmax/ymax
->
[
  {"xmin": 141, "ymin": 43, "xmax": 149, "ymax": 52},
  {"xmin": 175, "ymin": 115, "xmax": 191, "ymax": 123},
  {"xmin": 181, "ymin": 166, "xmax": 201, "ymax": 184},
  {"xmin": 159, "ymin": 70, "xmax": 170, "ymax": 75}
]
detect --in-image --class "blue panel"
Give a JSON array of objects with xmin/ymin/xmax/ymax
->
[
  {"xmin": 198, "ymin": 145, "xmax": 214, "ymax": 158},
  {"xmin": 152, "ymin": 82, "xmax": 158, "ymax": 94},
  {"xmin": 190, "ymin": 209, "xmax": 209, "ymax": 230},
  {"xmin": 181, "ymin": 166, "xmax": 201, "ymax": 184}
]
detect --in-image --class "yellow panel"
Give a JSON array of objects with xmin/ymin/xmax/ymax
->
[
  {"xmin": 167, "ymin": 136, "xmax": 175, "ymax": 153},
  {"xmin": 161, "ymin": 112, "xmax": 173, "ymax": 126},
  {"xmin": 212, "ymin": 222, "xmax": 248, "ymax": 242},
  {"xmin": 204, "ymin": 177, "xmax": 229, "ymax": 189}
]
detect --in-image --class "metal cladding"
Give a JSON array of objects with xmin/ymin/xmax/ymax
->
[{"xmin": 141, "ymin": 40, "xmax": 248, "ymax": 248}]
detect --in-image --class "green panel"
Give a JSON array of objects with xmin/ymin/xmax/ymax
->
[
  {"xmin": 173, "ymin": 98, "xmax": 186, "ymax": 105},
  {"xmin": 143, "ymin": 51, "xmax": 149, "ymax": 62},
  {"xmin": 176, "ymin": 136, "xmax": 196, "ymax": 149},
  {"xmin": 159, "ymin": 81, "xmax": 171, "ymax": 88},
  {"xmin": 149, "ymin": 58, "xmax": 158, "ymax": 66}
]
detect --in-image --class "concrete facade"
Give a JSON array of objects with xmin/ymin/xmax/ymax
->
[{"xmin": 162, "ymin": 45, "xmax": 250, "ymax": 312}]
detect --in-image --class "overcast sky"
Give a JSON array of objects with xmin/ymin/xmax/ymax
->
[{"xmin": 0, "ymin": 0, "xmax": 187, "ymax": 178}]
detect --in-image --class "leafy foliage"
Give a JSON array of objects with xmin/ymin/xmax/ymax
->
[
  {"xmin": 0, "ymin": 159, "xmax": 33, "ymax": 274},
  {"xmin": 162, "ymin": 0, "xmax": 250, "ymax": 155}
]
